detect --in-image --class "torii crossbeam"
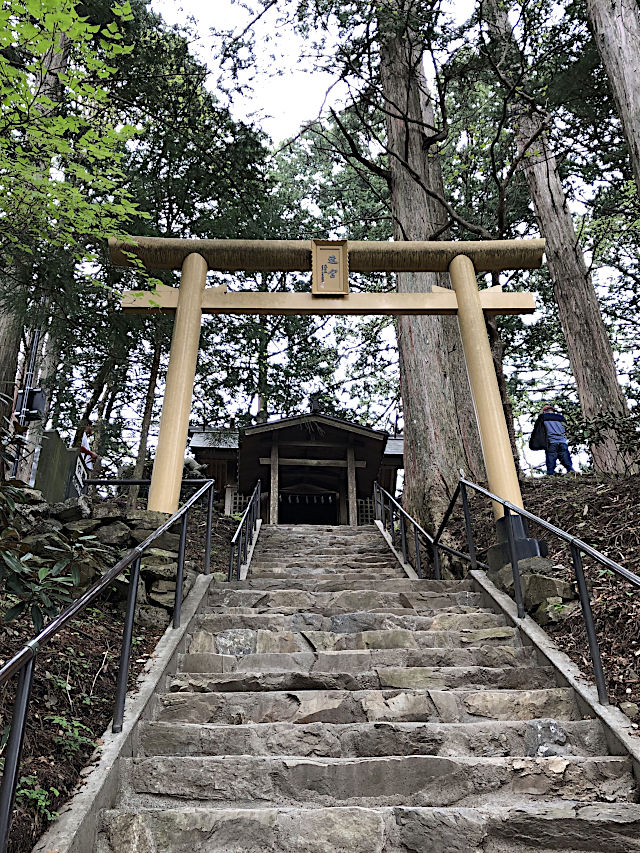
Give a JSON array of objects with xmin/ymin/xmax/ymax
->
[{"xmin": 111, "ymin": 236, "xmax": 544, "ymax": 524}]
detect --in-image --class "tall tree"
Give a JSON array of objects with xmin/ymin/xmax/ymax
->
[
  {"xmin": 377, "ymin": 3, "xmax": 485, "ymax": 525},
  {"xmin": 479, "ymin": 0, "xmax": 632, "ymax": 473},
  {"xmin": 582, "ymin": 0, "xmax": 640, "ymax": 196}
]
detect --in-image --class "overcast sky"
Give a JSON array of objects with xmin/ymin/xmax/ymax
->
[{"xmin": 150, "ymin": 0, "xmax": 342, "ymax": 141}]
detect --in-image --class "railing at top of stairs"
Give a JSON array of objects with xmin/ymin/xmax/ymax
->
[
  {"xmin": 0, "ymin": 478, "xmax": 216, "ymax": 853},
  {"xmin": 228, "ymin": 480, "xmax": 261, "ymax": 582},
  {"xmin": 374, "ymin": 475, "xmax": 640, "ymax": 707}
]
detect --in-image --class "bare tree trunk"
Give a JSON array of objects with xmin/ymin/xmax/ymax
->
[
  {"xmin": 0, "ymin": 311, "xmax": 23, "ymax": 431},
  {"xmin": 127, "ymin": 337, "xmax": 162, "ymax": 512},
  {"xmin": 378, "ymin": 16, "xmax": 484, "ymax": 529},
  {"xmin": 482, "ymin": 0, "xmax": 632, "ymax": 473},
  {"xmin": 71, "ymin": 357, "xmax": 115, "ymax": 447},
  {"xmin": 584, "ymin": 0, "xmax": 640, "ymax": 195},
  {"xmin": 486, "ymin": 314, "xmax": 519, "ymax": 470}
]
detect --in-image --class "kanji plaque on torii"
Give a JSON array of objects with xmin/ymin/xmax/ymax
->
[{"xmin": 111, "ymin": 236, "xmax": 544, "ymax": 532}]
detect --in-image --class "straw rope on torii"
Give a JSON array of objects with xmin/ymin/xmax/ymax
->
[{"xmin": 110, "ymin": 236, "xmax": 545, "ymax": 520}]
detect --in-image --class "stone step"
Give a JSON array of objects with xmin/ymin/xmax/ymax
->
[
  {"xmin": 100, "ymin": 803, "xmax": 640, "ymax": 852},
  {"xmin": 179, "ymin": 645, "xmax": 538, "ymax": 673},
  {"xmin": 168, "ymin": 664, "xmax": 556, "ymax": 694},
  {"xmin": 249, "ymin": 566, "xmax": 404, "ymax": 578},
  {"xmin": 206, "ymin": 589, "xmax": 485, "ymax": 612},
  {"xmin": 252, "ymin": 551, "xmax": 396, "ymax": 562},
  {"xmin": 119, "ymin": 754, "xmax": 634, "ymax": 808},
  {"xmin": 223, "ymin": 577, "xmax": 472, "ymax": 592},
  {"xmin": 138, "ymin": 718, "xmax": 608, "ymax": 759},
  {"xmin": 153, "ymin": 687, "xmax": 583, "ymax": 725},
  {"xmin": 194, "ymin": 610, "xmax": 507, "ymax": 635},
  {"xmin": 189, "ymin": 626, "xmax": 521, "ymax": 655}
]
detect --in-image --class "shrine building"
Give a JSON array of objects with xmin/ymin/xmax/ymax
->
[{"xmin": 189, "ymin": 413, "xmax": 404, "ymax": 526}]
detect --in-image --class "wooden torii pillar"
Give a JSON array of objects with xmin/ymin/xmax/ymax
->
[{"xmin": 111, "ymin": 236, "xmax": 544, "ymax": 522}]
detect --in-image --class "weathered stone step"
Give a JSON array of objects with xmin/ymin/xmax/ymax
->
[
  {"xmin": 252, "ymin": 551, "xmax": 396, "ymax": 562},
  {"xmin": 99, "ymin": 803, "xmax": 640, "ymax": 852},
  {"xmin": 138, "ymin": 717, "xmax": 607, "ymax": 759},
  {"xmin": 250, "ymin": 566, "xmax": 404, "ymax": 578},
  {"xmin": 189, "ymin": 626, "xmax": 519, "ymax": 655},
  {"xmin": 119, "ymin": 754, "xmax": 634, "ymax": 808},
  {"xmin": 206, "ymin": 588, "xmax": 485, "ymax": 612},
  {"xmin": 179, "ymin": 645, "xmax": 537, "ymax": 674},
  {"xmin": 154, "ymin": 686, "xmax": 582, "ymax": 725},
  {"xmin": 168, "ymin": 664, "xmax": 556, "ymax": 694},
  {"xmin": 223, "ymin": 576, "xmax": 472, "ymax": 592},
  {"xmin": 194, "ymin": 610, "xmax": 507, "ymax": 635}
]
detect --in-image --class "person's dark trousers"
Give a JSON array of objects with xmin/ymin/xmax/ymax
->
[{"xmin": 545, "ymin": 442, "xmax": 574, "ymax": 474}]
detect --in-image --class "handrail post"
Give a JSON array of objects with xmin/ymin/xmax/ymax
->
[
  {"xmin": 400, "ymin": 514, "xmax": 408, "ymax": 565},
  {"xmin": 228, "ymin": 544, "xmax": 235, "ymax": 583},
  {"xmin": 413, "ymin": 527, "xmax": 422, "ymax": 578},
  {"xmin": 236, "ymin": 526, "xmax": 243, "ymax": 581},
  {"xmin": 112, "ymin": 556, "xmax": 141, "ymax": 733},
  {"xmin": 504, "ymin": 506, "xmax": 525, "ymax": 619},
  {"xmin": 432, "ymin": 544, "xmax": 441, "ymax": 581},
  {"xmin": 0, "ymin": 655, "xmax": 35, "ymax": 853},
  {"xmin": 203, "ymin": 484, "xmax": 214, "ymax": 575},
  {"xmin": 571, "ymin": 543, "xmax": 608, "ymax": 704},
  {"xmin": 243, "ymin": 513, "xmax": 249, "ymax": 563},
  {"xmin": 459, "ymin": 481, "xmax": 477, "ymax": 571},
  {"xmin": 173, "ymin": 511, "xmax": 189, "ymax": 628}
]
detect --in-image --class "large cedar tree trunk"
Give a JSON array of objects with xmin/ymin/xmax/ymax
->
[
  {"xmin": 378, "ymin": 17, "xmax": 484, "ymax": 529},
  {"xmin": 483, "ymin": 0, "xmax": 631, "ymax": 473},
  {"xmin": 585, "ymin": 0, "xmax": 640, "ymax": 195},
  {"xmin": 127, "ymin": 336, "xmax": 162, "ymax": 511}
]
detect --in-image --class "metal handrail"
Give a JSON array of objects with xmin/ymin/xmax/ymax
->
[
  {"xmin": 429, "ymin": 473, "xmax": 640, "ymax": 706},
  {"xmin": 0, "ymin": 478, "xmax": 215, "ymax": 853},
  {"xmin": 228, "ymin": 480, "xmax": 261, "ymax": 582},
  {"xmin": 373, "ymin": 482, "xmax": 488, "ymax": 580},
  {"xmin": 458, "ymin": 477, "xmax": 640, "ymax": 588}
]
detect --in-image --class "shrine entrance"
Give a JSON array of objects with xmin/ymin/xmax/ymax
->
[{"xmin": 111, "ymin": 235, "xmax": 544, "ymax": 529}]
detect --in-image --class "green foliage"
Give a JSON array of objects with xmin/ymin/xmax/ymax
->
[
  {"xmin": 0, "ymin": 0, "xmax": 144, "ymax": 266},
  {"xmin": 15, "ymin": 775, "xmax": 59, "ymax": 821},
  {"xmin": 0, "ymin": 529, "xmax": 108, "ymax": 632},
  {"xmin": 45, "ymin": 715, "xmax": 96, "ymax": 755}
]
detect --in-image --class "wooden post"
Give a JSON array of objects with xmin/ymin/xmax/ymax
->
[
  {"xmin": 347, "ymin": 446, "xmax": 357, "ymax": 527},
  {"xmin": 449, "ymin": 254, "xmax": 523, "ymax": 518},
  {"xmin": 147, "ymin": 253, "xmax": 207, "ymax": 513},
  {"xmin": 338, "ymin": 479, "xmax": 348, "ymax": 525},
  {"xmin": 269, "ymin": 440, "xmax": 278, "ymax": 525}
]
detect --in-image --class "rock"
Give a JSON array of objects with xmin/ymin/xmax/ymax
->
[
  {"xmin": 20, "ymin": 487, "xmax": 45, "ymax": 504},
  {"xmin": 93, "ymin": 505, "xmax": 125, "ymax": 521},
  {"xmin": 141, "ymin": 561, "xmax": 178, "ymax": 581},
  {"xmin": 141, "ymin": 548, "xmax": 179, "ymax": 567},
  {"xmin": 130, "ymin": 528, "xmax": 180, "ymax": 552},
  {"xmin": 50, "ymin": 495, "xmax": 92, "ymax": 522},
  {"xmin": 524, "ymin": 718, "xmax": 570, "ymax": 757},
  {"xmin": 135, "ymin": 605, "xmax": 171, "ymax": 629},
  {"xmin": 21, "ymin": 531, "xmax": 65, "ymax": 558},
  {"xmin": 522, "ymin": 574, "xmax": 574, "ymax": 610},
  {"xmin": 620, "ymin": 701, "xmax": 639, "ymax": 720},
  {"xmin": 94, "ymin": 521, "xmax": 132, "ymax": 547},
  {"xmin": 63, "ymin": 518, "xmax": 101, "ymax": 535},
  {"xmin": 148, "ymin": 570, "xmax": 195, "ymax": 610},
  {"xmin": 110, "ymin": 572, "xmax": 148, "ymax": 605},
  {"xmin": 126, "ymin": 509, "xmax": 175, "ymax": 529},
  {"xmin": 533, "ymin": 598, "xmax": 580, "ymax": 627}
]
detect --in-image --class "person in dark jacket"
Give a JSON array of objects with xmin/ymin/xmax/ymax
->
[{"xmin": 529, "ymin": 405, "xmax": 574, "ymax": 475}]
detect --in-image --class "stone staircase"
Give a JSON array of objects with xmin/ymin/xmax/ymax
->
[{"xmin": 98, "ymin": 524, "xmax": 640, "ymax": 852}]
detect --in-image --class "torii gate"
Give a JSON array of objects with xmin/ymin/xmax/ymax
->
[{"xmin": 110, "ymin": 236, "xmax": 544, "ymax": 530}]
